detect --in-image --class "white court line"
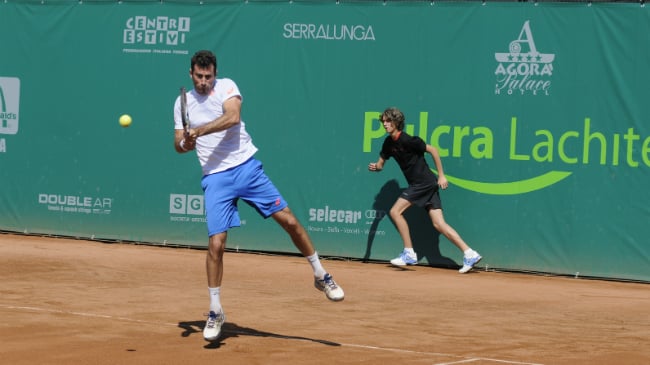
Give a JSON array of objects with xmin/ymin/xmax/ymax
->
[
  {"xmin": 341, "ymin": 343, "xmax": 543, "ymax": 365},
  {"xmin": 0, "ymin": 304, "xmax": 179, "ymax": 327},
  {"xmin": 1, "ymin": 304, "xmax": 543, "ymax": 365},
  {"xmin": 341, "ymin": 342, "xmax": 458, "ymax": 357},
  {"xmin": 433, "ymin": 358, "xmax": 544, "ymax": 365}
]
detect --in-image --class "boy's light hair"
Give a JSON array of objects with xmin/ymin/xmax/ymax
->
[{"xmin": 381, "ymin": 107, "xmax": 405, "ymax": 131}]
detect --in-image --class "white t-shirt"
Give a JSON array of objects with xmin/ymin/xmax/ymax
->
[{"xmin": 174, "ymin": 78, "xmax": 258, "ymax": 175}]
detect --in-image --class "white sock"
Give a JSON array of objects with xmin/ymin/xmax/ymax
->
[
  {"xmin": 307, "ymin": 252, "xmax": 327, "ymax": 279},
  {"xmin": 208, "ymin": 287, "xmax": 222, "ymax": 313},
  {"xmin": 404, "ymin": 247, "xmax": 415, "ymax": 256},
  {"xmin": 463, "ymin": 248, "xmax": 475, "ymax": 257}
]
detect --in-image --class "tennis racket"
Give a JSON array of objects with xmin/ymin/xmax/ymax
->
[{"xmin": 180, "ymin": 87, "xmax": 190, "ymax": 135}]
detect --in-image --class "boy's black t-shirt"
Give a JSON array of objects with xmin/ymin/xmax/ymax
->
[{"xmin": 379, "ymin": 132, "xmax": 438, "ymax": 186}]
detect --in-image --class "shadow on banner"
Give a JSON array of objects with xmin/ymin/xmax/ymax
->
[{"xmin": 363, "ymin": 179, "xmax": 456, "ymax": 268}]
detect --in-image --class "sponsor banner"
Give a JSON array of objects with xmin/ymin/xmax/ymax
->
[
  {"xmin": 0, "ymin": 77, "xmax": 20, "ymax": 154},
  {"xmin": 495, "ymin": 20, "xmax": 555, "ymax": 97},
  {"xmin": 122, "ymin": 15, "xmax": 191, "ymax": 55},
  {"xmin": 38, "ymin": 193, "xmax": 113, "ymax": 215},
  {"xmin": 0, "ymin": 1, "xmax": 648, "ymax": 281},
  {"xmin": 169, "ymin": 194, "xmax": 207, "ymax": 223}
]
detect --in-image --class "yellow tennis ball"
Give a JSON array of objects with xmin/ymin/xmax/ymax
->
[{"xmin": 119, "ymin": 114, "xmax": 132, "ymax": 127}]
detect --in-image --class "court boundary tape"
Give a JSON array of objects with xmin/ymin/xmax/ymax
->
[
  {"xmin": 0, "ymin": 304, "xmax": 180, "ymax": 327},
  {"xmin": 340, "ymin": 343, "xmax": 543, "ymax": 365},
  {"xmin": 1, "ymin": 304, "xmax": 543, "ymax": 365}
]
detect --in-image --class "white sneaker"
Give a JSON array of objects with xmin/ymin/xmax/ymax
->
[
  {"xmin": 203, "ymin": 310, "xmax": 225, "ymax": 341},
  {"xmin": 390, "ymin": 250, "xmax": 418, "ymax": 266},
  {"xmin": 459, "ymin": 253, "xmax": 482, "ymax": 273},
  {"xmin": 314, "ymin": 273, "xmax": 345, "ymax": 301}
]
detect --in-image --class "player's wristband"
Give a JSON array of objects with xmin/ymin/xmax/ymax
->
[{"xmin": 179, "ymin": 139, "xmax": 188, "ymax": 151}]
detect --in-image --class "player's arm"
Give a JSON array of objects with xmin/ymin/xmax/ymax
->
[
  {"xmin": 426, "ymin": 144, "xmax": 449, "ymax": 189},
  {"xmin": 368, "ymin": 156, "xmax": 385, "ymax": 172},
  {"xmin": 175, "ymin": 129, "xmax": 195, "ymax": 153},
  {"xmin": 189, "ymin": 96, "xmax": 242, "ymax": 139}
]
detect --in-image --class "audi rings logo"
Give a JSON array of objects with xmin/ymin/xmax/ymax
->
[{"xmin": 365, "ymin": 209, "xmax": 386, "ymax": 220}]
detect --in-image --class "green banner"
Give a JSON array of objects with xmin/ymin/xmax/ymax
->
[{"xmin": 1, "ymin": 1, "xmax": 648, "ymax": 281}]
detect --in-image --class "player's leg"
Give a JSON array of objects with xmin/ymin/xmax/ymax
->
[
  {"xmin": 203, "ymin": 233, "xmax": 227, "ymax": 341},
  {"xmin": 428, "ymin": 208, "xmax": 482, "ymax": 273},
  {"xmin": 271, "ymin": 207, "xmax": 344, "ymax": 301},
  {"xmin": 388, "ymin": 198, "xmax": 418, "ymax": 266},
  {"xmin": 207, "ymin": 232, "xmax": 226, "ymax": 297},
  {"xmin": 239, "ymin": 158, "xmax": 344, "ymax": 301},
  {"xmin": 271, "ymin": 207, "xmax": 314, "ymax": 257},
  {"xmin": 201, "ymin": 171, "xmax": 239, "ymax": 341}
]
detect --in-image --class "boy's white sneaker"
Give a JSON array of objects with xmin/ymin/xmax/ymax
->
[
  {"xmin": 459, "ymin": 253, "xmax": 482, "ymax": 273},
  {"xmin": 390, "ymin": 250, "xmax": 418, "ymax": 266}
]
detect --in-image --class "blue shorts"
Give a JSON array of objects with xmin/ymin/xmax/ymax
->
[{"xmin": 201, "ymin": 158, "xmax": 288, "ymax": 236}]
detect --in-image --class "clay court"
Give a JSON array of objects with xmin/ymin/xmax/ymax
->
[{"xmin": 1, "ymin": 233, "xmax": 648, "ymax": 365}]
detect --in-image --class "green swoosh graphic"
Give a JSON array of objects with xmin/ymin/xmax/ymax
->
[{"xmin": 440, "ymin": 171, "xmax": 573, "ymax": 195}]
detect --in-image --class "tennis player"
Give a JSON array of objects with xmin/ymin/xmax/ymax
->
[{"xmin": 173, "ymin": 50, "xmax": 344, "ymax": 342}]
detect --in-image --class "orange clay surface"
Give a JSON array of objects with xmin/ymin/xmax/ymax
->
[{"xmin": 0, "ymin": 233, "xmax": 648, "ymax": 365}]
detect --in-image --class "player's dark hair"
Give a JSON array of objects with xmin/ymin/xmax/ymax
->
[
  {"xmin": 191, "ymin": 50, "xmax": 217, "ymax": 72},
  {"xmin": 381, "ymin": 107, "xmax": 405, "ymax": 131}
]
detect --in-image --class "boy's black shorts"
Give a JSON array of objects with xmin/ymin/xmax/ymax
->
[{"xmin": 400, "ymin": 183, "xmax": 443, "ymax": 210}]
